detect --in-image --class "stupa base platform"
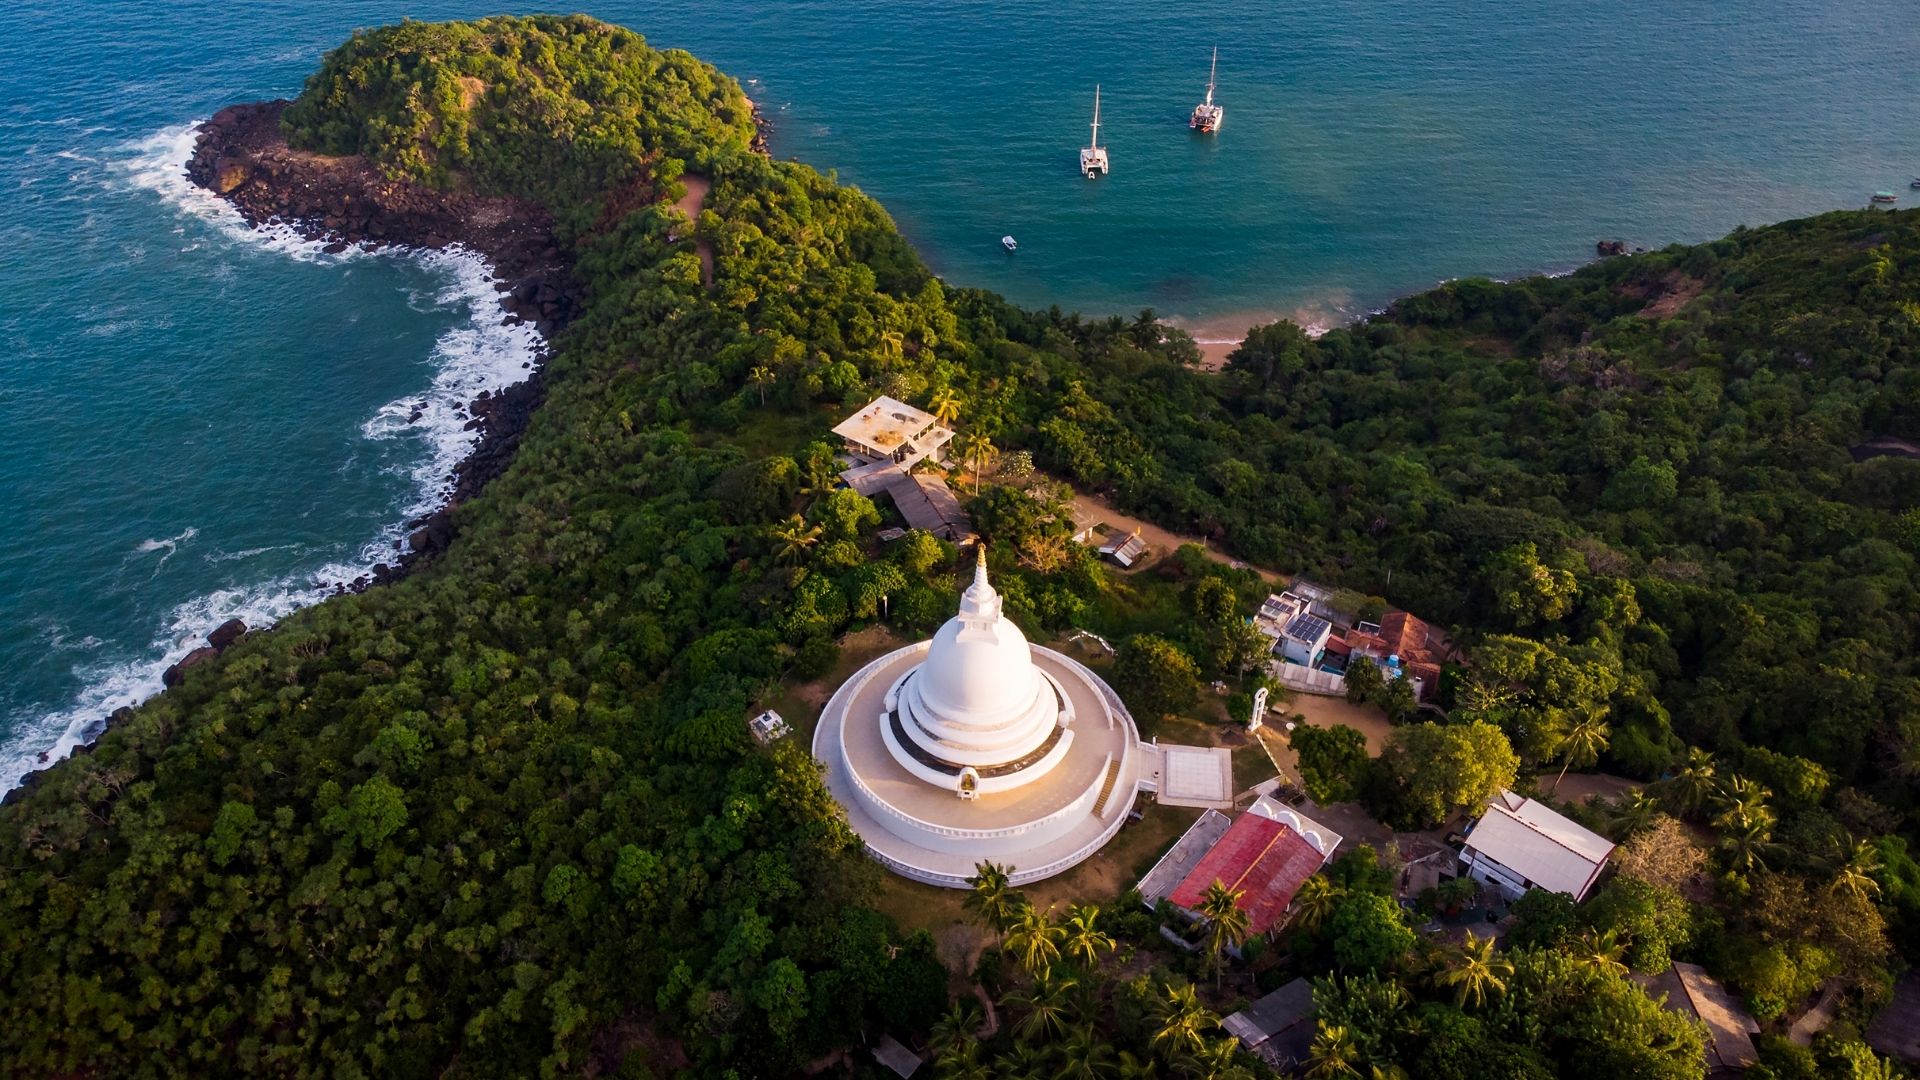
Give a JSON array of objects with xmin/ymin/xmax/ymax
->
[{"xmin": 814, "ymin": 642, "xmax": 1144, "ymax": 888}]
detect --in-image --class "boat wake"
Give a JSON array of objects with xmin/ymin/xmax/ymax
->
[{"xmin": 0, "ymin": 121, "xmax": 540, "ymax": 795}]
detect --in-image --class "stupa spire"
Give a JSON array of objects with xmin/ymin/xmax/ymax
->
[{"xmin": 958, "ymin": 543, "xmax": 1000, "ymax": 622}]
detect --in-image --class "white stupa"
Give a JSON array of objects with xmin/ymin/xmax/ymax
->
[{"xmin": 814, "ymin": 547, "xmax": 1144, "ymax": 886}]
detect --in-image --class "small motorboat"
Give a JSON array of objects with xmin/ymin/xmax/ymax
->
[
  {"xmin": 1001, "ymin": 235, "xmax": 1018, "ymax": 252},
  {"xmin": 1872, "ymin": 190, "xmax": 1899, "ymax": 205},
  {"xmin": 1909, "ymin": 177, "xmax": 1920, "ymax": 189}
]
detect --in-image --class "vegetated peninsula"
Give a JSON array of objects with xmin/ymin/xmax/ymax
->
[{"xmin": 3, "ymin": 14, "xmax": 1920, "ymax": 1080}]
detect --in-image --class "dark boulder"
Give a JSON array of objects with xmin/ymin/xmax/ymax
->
[
  {"xmin": 161, "ymin": 646, "xmax": 221, "ymax": 688},
  {"xmin": 207, "ymin": 618, "xmax": 247, "ymax": 651},
  {"xmin": 1596, "ymin": 239, "xmax": 1629, "ymax": 257}
]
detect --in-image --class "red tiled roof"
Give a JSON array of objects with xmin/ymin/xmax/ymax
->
[
  {"xmin": 1167, "ymin": 813, "xmax": 1327, "ymax": 935},
  {"xmin": 1378, "ymin": 611, "xmax": 1432, "ymax": 659}
]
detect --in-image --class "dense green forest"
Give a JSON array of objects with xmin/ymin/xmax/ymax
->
[{"xmin": 4, "ymin": 13, "xmax": 1920, "ymax": 1079}]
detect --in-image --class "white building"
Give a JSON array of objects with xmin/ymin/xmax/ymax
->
[
  {"xmin": 748, "ymin": 709, "xmax": 790, "ymax": 745},
  {"xmin": 813, "ymin": 548, "xmax": 1146, "ymax": 887},
  {"xmin": 1253, "ymin": 592, "xmax": 1333, "ymax": 668},
  {"xmin": 831, "ymin": 395, "xmax": 954, "ymax": 466},
  {"xmin": 1460, "ymin": 791, "xmax": 1615, "ymax": 902}
]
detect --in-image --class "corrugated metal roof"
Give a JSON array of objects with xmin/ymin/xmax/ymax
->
[
  {"xmin": 1167, "ymin": 813, "xmax": 1326, "ymax": 934},
  {"xmin": 1465, "ymin": 796, "xmax": 1613, "ymax": 898}
]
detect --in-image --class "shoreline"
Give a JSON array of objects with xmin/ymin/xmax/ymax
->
[{"xmin": 1, "ymin": 101, "xmax": 583, "ymax": 799}]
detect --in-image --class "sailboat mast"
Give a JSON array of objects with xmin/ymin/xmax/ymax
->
[
  {"xmin": 1206, "ymin": 47, "xmax": 1217, "ymax": 107},
  {"xmin": 1091, "ymin": 84, "xmax": 1101, "ymax": 148}
]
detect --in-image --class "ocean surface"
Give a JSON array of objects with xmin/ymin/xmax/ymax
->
[{"xmin": 2, "ymin": 0, "xmax": 1918, "ymax": 791}]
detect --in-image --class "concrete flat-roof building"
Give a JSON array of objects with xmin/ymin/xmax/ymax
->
[
  {"xmin": 1461, "ymin": 791, "xmax": 1615, "ymax": 902},
  {"xmin": 832, "ymin": 396, "xmax": 954, "ymax": 465}
]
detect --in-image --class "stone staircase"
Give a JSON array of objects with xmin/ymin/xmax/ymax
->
[{"xmin": 1091, "ymin": 758, "xmax": 1125, "ymax": 819}]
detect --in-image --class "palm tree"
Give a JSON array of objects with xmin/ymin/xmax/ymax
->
[
  {"xmin": 1196, "ymin": 881, "xmax": 1252, "ymax": 989},
  {"xmin": 1434, "ymin": 931, "xmax": 1512, "ymax": 1008},
  {"xmin": 878, "ymin": 329, "xmax": 906, "ymax": 365},
  {"xmin": 929, "ymin": 997, "xmax": 983, "ymax": 1058},
  {"xmin": 1114, "ymin": 1050, "xmax": 1160, "ymax": 1080},
  {"xmin": 771, "ymin": 514, "xmax": 821, "ymax": 565},
  {"xmin": 1549, "ymin": 713, "xmax": 1610, "ymax": 793},
  {"xmin": 1712, "ymin": 775, "xmax": 1773, "ymax": 823},
  {"xmin": 1717, "ymin": 813, "xmax": 1775, "ymax": 873},
  {"xmin": 1150, "ymin": 982, "xmax": 1217, "ymax": 1063},
  {"xmin": 1291, "ymin": 875, "xmax": 1340, "ymax": 933},
  {"xmin": 936, "ymin": 1036, "xmax": 990, "ymax": 1080},
  {"xmin": 1054, "ymin": 1025, "xmax": 1116, "ymax": 1080},
  {"xmin": 1303, "ymin": 1024, "xmax": 1362, "ymax": 1079},
  {"xmin": 1834, "ymin": 839, "xmax": 1884, "ymax": 901},
  {"xmin": 1662, "ymin": 748, "xmax": 1717, "ymax": 816},
  {"xmin": 965, "ymin": 861, "xmax": 1020, "ymax": 942},
  {"xmin": 748, "ymin": 364, "xmax": 775, "ymax": 405},
  {"xmin": 954, "ymin": 432, "xmax": 998, "ymax": 494},
  {"xmin": 1572, "ymin": 927, "xmax": 1629, "ymax": 976},
  {"xmin": 1008, "ymin": 972, "xmax": 1078, "ymax": 1041},
  {"xmin": 1004, "ymin": 904, "xmax": 1065, "ymax": 979},
  {"xmin": 1608, "ymin": 788, "xmax": 1662, "ymax": 839},
  {"xmin": 1061, "ymin": 903, "xmax": 1116, "ymax": 970},
  {"xmin": 928, "ymin": 386, "xmax": 963, "ymax": 428},
  {"xmin": 994, "ymin": 1044, "xmax": 1049, "ymax": 1080}
]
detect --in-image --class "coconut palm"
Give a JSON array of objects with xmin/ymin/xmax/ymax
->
[
  {"xmin": 1434, "ymin": 931, "xmax": 1512, "ymax": 1008},
  {"xmin": 1663, "ymin": 747, "xmax": 1717, "ymax": 816},
  {"xmin": 965, "ymin": 861, "xmax": 1020, "ymax": 941},
  {"xmin": 994, "ymin": 1043, "xmax": 1049, "ymax": 1080},
  {"xmin": 1549, "ymin": 713, "xmax": 1611, "ymax": 793},
  {"xmin": 1004, "ymin": 904, "xmax": 1065, "ymax": 979},
  {"xmin": 1062, "ymin": 903, "xmax": 1116, "ymax": 970},
  {"xmin": 1608, "ymin": 788, "xmax": 1662, "ymax": 839},
  {"xmin": 1834, "ymin": 839, "xmax": 1884, "ymax": 901},
  {"xmin": 1114, "ymin": 1050, "xmax": 1160, "ymax": 1080},
  {"xmin": 1007, "ymin": 972, "xmax": 1078, "ymax": 1042},
  {"xmin": 1303, "ymin": 1024, "xmax": 1362, "ymax": 1079},
  {"xmin": 1717, "ymin": 813, "xmax": 1775, "ymax": 873},
  {"xmin": 878, "ymin": 329, "xmax": 905, "ymax": 364},
  {"xmin": 747, "ymin": 364, "xmax": 774, "ymax": 405},
  {"xmin": 929, "ymin": 997, "xmax": 983, "ymax": 1058},
  {"xmin": 771, "ymin": 514, "xmax": 821, "ymax": 565},
  {"xmin": 1197, "ymin": 881, "xmax": 1252, "ymax": 989},
  {"xmin": 936, "ymin": 1036, "xmax": 990, "ymax": 1080},
  {"xmin": 953, "ymin": 431, "xmax": 998, "ymax": 494},
  {"xmin": 1054, "ymin": 1025, "xmax": 1116, "ymax": 1080},
  {"xmin": 1713, "ymin": 775, "xmax": 1773, "ymax": 822},
  {"xmin": 1291, "ymin": 875, "xmax": 1341, "ymax": 933},
  {"xmin": 1150, "ymin": 982, "xmax": 1217, "ymax": 1062},
  {"xmin": 1572, "ymin": 927, "xmax": 1629, "ymax": 976},
  {"xmin": 929, "ymin": 386, "xmax": 963, "ymax": 427}
]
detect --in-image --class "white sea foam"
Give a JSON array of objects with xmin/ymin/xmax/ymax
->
[{"xmin": 0, "ymin": 121, "xmax": 541, "ymax": 795}]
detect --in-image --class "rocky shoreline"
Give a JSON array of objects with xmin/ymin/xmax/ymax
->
[
  {"xmin": 188, "ymin": 99, "xmax": 587, "ymax": 584},
  {"xmin": 2, "ymin": 102, "xmax": 596, "ymax": 804}
]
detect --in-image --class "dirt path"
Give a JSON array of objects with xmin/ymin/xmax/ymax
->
[
  {"xmin": 1070, "ymin": 490, "xmax": 1280, "ymax": 583},
  {"xmin": 673, "ymin": 174, "xmax": 714, "ymax": 287}
]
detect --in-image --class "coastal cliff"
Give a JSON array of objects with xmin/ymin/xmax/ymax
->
[{"xmin": 187, "ymin": 99, "xmax": 580, "ymax": 574}]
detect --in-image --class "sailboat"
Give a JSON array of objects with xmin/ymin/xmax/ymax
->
[
  {"xmin": 1190, "ymin": 47, "xmax": 1223, "ymax": 132},
  {"xmin": 1080, "ymin": 85, "xmax": 1110, "ymax": 178}
]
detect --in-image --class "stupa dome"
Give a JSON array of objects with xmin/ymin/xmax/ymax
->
[
  {"xmin": 915, "ymin": 557, "xmax": 1042, "ymax": 725},
  {"xmin": 882, "ymin": 548, "xmax": 1071, "ymax": 791}
]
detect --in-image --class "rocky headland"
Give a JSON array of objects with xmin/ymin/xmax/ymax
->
[{"xmin": 187, "ymin": 99, "xmax": 585, "ymax": 582}]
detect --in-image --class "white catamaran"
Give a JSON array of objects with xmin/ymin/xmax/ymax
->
[
  {"xmin": 1080, "ymin": 85, "xmax": 1110, "ymax": 178},
  {"xmin": 1190, "ymin": 47, "xmax": 1223, "ymax": 132}
]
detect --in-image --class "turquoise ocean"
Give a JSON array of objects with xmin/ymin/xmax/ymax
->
[{"xmin": 3, "ymin": 0, "xmax": 1918, "ymax": 790}]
